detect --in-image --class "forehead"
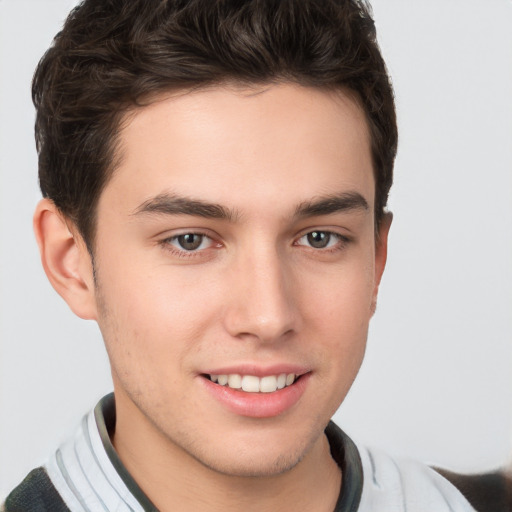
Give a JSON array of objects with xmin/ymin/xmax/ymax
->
[{"xmin": 104, "ymin": 83, "xmax": 374, "ymax": 218}]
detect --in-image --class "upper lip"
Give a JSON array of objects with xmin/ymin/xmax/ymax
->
[{"xmin": 201, "ymin": 364, "xmax": 310, "ymax": 378}]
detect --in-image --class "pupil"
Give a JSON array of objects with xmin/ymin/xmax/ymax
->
[
  {"xmin": 178, "ymin": 234, "xmax": 203, "ymax": 250},
  {"xmin": 307, "ymin": 231, "xmax": 330, "ymax": 249}
]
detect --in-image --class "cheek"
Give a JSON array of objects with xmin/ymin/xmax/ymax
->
[
  {"xmin": 94, "ymin": 258, "xmax": 223, "ymax": 367},
  {"xmin": 301, "ymin": 257, "xmax": 376, "ymax": 327},
  {"xmin": 297, "ymin": 256, "xmax": 375, "ymax": 371}
]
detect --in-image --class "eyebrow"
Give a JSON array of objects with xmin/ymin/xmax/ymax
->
[
  {"xmin": 294, "ymin": 192, "xmax": 369, "ymax": 218},
  {"xmin": 132, "ymin": 191, "xmax": 369, "ymax": 222},
  {"xmin": 132, "ymin": 193, "xmax": 238, "ymax": 221}
]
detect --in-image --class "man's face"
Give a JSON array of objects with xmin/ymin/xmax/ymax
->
[{"xmin": 92, "ymin": 84, "xmax": 388, "ymax": 477}]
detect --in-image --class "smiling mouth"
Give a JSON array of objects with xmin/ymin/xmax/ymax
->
[{"xmin": 205, "ymin": 373, "xmax": 298, "ymax": 393}]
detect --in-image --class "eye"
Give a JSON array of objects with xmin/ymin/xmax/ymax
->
[
  {"xmin": 166, "ymin": 233, "xmax": 212, "ymax": 252},
  {"xmin": 296, "ymin": 230, "xmax": 345, "ymax": 250}
]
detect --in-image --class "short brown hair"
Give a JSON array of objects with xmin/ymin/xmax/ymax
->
[{"xmin": 33, "ymin": 0, "xmax": 397, "ymax": 251}]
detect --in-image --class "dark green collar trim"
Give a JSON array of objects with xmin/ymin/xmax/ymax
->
[
  {"xmin": 95, "ymin": 394, "xmax": 363, "ymax": 512},
  {"xmin": 95, "ymin": 393, "xmax": 159, "ymax": 512},
  {"xmin": 3, "ymin": 467, "xmax": 71, "ymax": 512},
  {"xmin": 326, "ymin": 421, "xmax": 364, "ymax": 512}
]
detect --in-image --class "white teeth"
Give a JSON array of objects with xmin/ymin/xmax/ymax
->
[
  {"xmin": 209, "ymin": 372, "xmax": 297, "ymax": 392},
  {"xmin": 242, "ymin": 375, "xmax": 260, "ymax": 392},
  {"xmin": 259, "ymin": 375, "xmax": 278, "ymax": 393},
  {"xmin": 228, "ymin": 374, "xmax": 242, "ymax": 389}
]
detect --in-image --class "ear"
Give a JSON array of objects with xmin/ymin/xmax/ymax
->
[
  {"xmin": 371, "ymin": 212, "xmax": 392, "ymax": 315},
  {"xmin": 33, "ymin": 199, "xmax": 97, "ymax": 320}
]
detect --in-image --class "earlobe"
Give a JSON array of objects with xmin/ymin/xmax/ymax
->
[
  {"xmin": 33, "ymin": 199, "xmax": 97, "ymax": 320},
  {"xmin": 371, "ymin": 212, "xmax": 392, "ymax": 314}
]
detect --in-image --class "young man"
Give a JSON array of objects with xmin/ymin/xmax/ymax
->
[{"xmin": 2, "ymin": 0, "xmax": 510, "ymax": 511}]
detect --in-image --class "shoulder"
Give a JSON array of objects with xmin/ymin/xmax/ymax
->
[
  {"xmin": 2, "ymin": 467, "xmax": 70, "ymax": 512},
  {"xmin": 435, "ymin": 467, "xmax": 512, "ymax": 512},
  {"xmin": 357, "ymin": 445, "xmax": 477, "ymax": 512}
]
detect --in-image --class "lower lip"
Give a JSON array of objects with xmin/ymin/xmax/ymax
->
[{"xmin": 201, "ymin": 374, "xmax": 311, "ymax": 418}]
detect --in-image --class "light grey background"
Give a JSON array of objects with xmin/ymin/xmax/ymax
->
[{"xmin": 1, "ymin": 0, "xmax": 511, "ymax": 498}]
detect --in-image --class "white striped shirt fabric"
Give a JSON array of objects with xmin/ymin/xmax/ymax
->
[{"xmin": 44, "ymin": 404, "xmax": 146, "ymax": 512}]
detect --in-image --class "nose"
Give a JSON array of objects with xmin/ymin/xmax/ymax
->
[{"xmin": 223, "ymin": 247, "xmax": 299, "ymax": 343}]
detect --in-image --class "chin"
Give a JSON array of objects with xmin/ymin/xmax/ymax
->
[
  {"xmin": 195, "ymin": 447, "xmax": 306, "ymax": 478},
  {"xmin": 183, "ymin": 423, "xmax": 323, "ymax": 479}
]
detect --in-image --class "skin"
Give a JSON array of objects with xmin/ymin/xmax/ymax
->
[{"xmin": 34, "ymin": 83, "xmax": 391, "ymax": 511}]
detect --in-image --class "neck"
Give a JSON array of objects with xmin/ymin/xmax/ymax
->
[{"xmin": 112, "ymin": 393, "xmax": 342, "ymax": 512}]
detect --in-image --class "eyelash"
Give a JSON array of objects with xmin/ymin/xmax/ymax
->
[
  {"xmin": 159, "ymin": 232, "xmax": 218, "ymax": 259},
  {"xmin": 294, "ymin": 231, "xmax": 350, "ymax": 253},
  {"xmin": 159, "ymin": 229, "xmax": 350, "ymax": 258}
]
